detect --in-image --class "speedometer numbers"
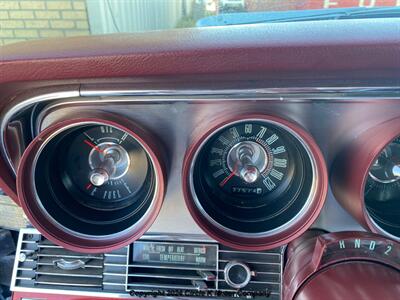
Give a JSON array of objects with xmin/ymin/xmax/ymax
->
[{"xmin": 207, "ymin": 122, "xmax": 289, "ymax": 197}]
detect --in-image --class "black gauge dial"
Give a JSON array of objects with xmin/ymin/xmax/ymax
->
[
  {"xmin": 366, "ymin": 137, "xmax": 400, "ymax": 200},
  {"xmin": 192, "ymin": 120, "xmax": 313, "ymax": 234},
  {"xmin": 63, "ymin": 125, "xmax": 149, "ymax": 210},
  {"xmin": 34, "ymin": 122, "xmax": 156, "ymax": 236},
  {"xmin": 205, "ymin": 122, "xmax": 291, "ymax": 206},
  {"xmin": 365, "ymin": 137, "xmax": 400, "ymax": 237}
]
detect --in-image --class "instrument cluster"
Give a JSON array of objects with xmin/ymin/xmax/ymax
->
[
  {"xmin": 2, "ymin": 85, "xmax": 400, "ymax": 299},
  {"xmin": 15, "ymin": 111, "xmax": 330, "ymax": 253}
]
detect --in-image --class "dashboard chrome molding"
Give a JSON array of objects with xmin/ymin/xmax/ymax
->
[{"xmin": 1, "ymin": 88, "xmax": 80, "ymax": 177}]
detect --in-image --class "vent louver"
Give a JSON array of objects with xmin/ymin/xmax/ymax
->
[
  {"xmin": 103, "ymin": 247, "xmax": 129, "ymax": 292},
  {"xmin": 14, "ymin": 231, "xmax": 104, "ymax": 290}
]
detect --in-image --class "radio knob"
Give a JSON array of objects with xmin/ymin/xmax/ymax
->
[{"xmin": 224, "ymin": 261, "xmax": 253, "ymax": 289}]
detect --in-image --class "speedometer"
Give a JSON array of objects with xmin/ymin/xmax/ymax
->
[
  {"xmin": 183, "ymin": 115, "xmax": 328, "ymax": 251},
  {"xmin": 200, "ymin": 121, "xmax": 293, "ymax": 213}
]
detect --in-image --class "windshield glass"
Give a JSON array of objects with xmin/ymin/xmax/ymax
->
[{"xmin": 0, "ymin": 0, "xmax": 399, "ymax": 46}]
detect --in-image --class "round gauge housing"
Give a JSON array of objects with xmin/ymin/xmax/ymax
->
[
  {"xmin": 364, "ymin": 136, "xmax": 400, "ymax": 239},
  {"xmin": 331, "ymin": 117, "xmax": 400, "ymax": 241},
  {"xmin": 182, "ymin": 115, "xmax": 327, "ymax": 250},
  {"xmin": 283, "ymin": 231, "xmax": 400, "ymax": 300},
  {"xmin": 17, "ymin": 116, "xmax": 165, "ymax": 253}
]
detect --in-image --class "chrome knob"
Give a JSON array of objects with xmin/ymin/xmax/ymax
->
[
  {"xmin": 392, "ymin": 165, "xmax": 400, "ymax": 177},
  {"xmin": 227, "ymin": 141, "xmax": 268, "ymax": 183},
  {"xmin": 90, "ymin": 169, "xmax": 110, "ymax": 186},
  {"xmin": 224, "ymin": 261, "xmax": 253, "ymax": 289},
  {"xmin": 240, "ymin": 165, "xmax": 260, "ymax": 183},
  {"xmin": 88, "ymin": 142, "xmax": 131, "ymax": 187}
]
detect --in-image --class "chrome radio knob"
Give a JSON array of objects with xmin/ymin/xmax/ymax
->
[{"xmin": 224, "ymin": 261, "xmax": 253, "ymax": 289}]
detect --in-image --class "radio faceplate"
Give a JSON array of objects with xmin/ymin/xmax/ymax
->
[{"xmin": 132, "ymin": 241, "xmax": 218, "ymax": 268}]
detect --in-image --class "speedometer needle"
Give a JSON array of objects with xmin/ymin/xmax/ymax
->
[
  {"xmin": 84, "ymin": 140, "xmax": 104, "ymax": 153},
  {"xmin": 219, "ymin": 165, "xmax": 238, "ymax": 187}
]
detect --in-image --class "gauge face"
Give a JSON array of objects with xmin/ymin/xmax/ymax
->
[
  {"xmin": 365, "ymin": 137, "xmax": 400, "ymax": 237},
  {"xmin": 63, "ymin": 125, "xmax": 149, "ymax": 210},
  {"xmin": 189, "ymin": 119, "xmax": 316, "ymax": 235},
  {"xmin": 33, "ymin": 122, "xmax": 157, "ymax": 236},
  {"xmin": 204, "ymin": 122, "xmax": 291, "ymax": 207}
]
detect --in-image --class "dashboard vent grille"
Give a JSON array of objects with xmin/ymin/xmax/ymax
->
[
  {"xmin": 14, "ymin": 231, "xmax": 105, "ymax": 290},
  {"xmin": 13, "ymin": 230, "xmax": 130, "ymax": 294},
  {"xmin": 103, "ymin": 247, "xmax": 129, "ymax": 292},
  {"xmin": 218, "ymin": 245, "xmax": 282, "ymax": 300}
]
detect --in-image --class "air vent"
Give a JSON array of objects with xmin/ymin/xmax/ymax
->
[
  {"xmin": 14, "ymin": 231, "xmax": 104, "ymax": 291},
  {"xmin": 218, "ymin": 245, "xmax": 282, "ymax": 300},
  {"xmin": 103, "ymin": 247, "xmax": 129, "ymax": 292}
]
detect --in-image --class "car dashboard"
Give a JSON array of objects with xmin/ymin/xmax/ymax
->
[{"xmin": 0, "ymin": 18, "xmax": 399, "ymax": 300}]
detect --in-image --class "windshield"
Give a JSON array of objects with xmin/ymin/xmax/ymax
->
[{"xmin": 0, "ymin": 0, "xmax": 399, "ymax": 46}]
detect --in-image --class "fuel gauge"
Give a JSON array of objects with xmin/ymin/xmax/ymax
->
[{"xmin": 63, "ymin": 124, "xmax": 151, "ymax": 210}]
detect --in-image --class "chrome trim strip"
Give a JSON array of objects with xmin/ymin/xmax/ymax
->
[
  {"xmin": 79, "ymin": 86, "xmax": 400, "ymax": 97},
  {"xmin": 10, "ymin": 226, "xmax": 26, "ymax": 292},
  {"xmin": 12, "ymin": 287, "xmax": 131, "ymax": 299},
  {"xmin": 1, "ymin": 89, "xmax": 80, "ymax": 176}
]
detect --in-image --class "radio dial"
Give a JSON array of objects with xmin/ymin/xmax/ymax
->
[{"xmin": 224, "ymin": 261, "xmax": 254, "ymax": 289}]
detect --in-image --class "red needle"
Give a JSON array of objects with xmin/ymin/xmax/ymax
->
[
  {"xmin": 84, "ymin": 140, "xmax": 103, "ymax": 153},
  {"xmin": 219, "ymin": 165, "xmax": 238, "ymax": 187},
  {"xmin": 85, "ymin": 183, "xmax": 93, "ymax": 190}
]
